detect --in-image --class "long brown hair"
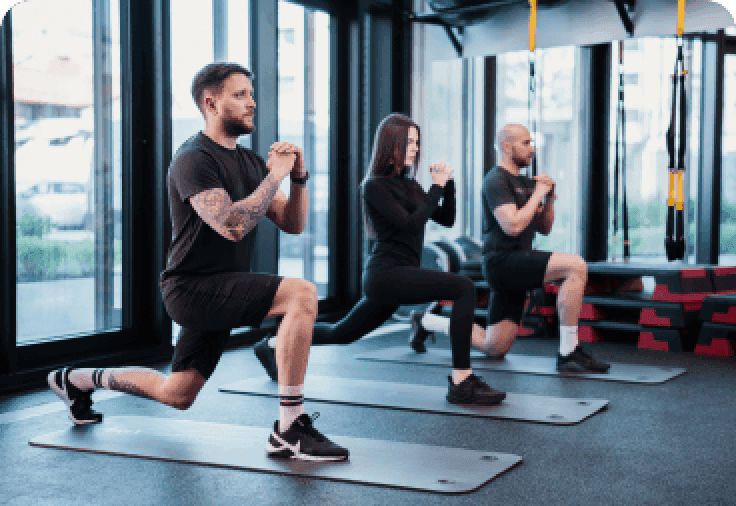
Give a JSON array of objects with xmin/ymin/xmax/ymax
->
[
  {"xmin": 365, "ymin": 113, "xmax": 420, "ymax": 180},
  {"xmin": 362, "ymin": 113, "xmax": 420, "ymax": 241}
]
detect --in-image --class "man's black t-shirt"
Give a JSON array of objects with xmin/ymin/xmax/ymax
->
[
  {"xmin": 160, "ymin": 132, "xmax": 268, "ymax": 283},
  {"xmin": 362, "ymin": 167, "xmax": 455, "ymax": 270},
  {"xmin": 481, "ymin": 166, "xmax": 538, "ymax": 262}
]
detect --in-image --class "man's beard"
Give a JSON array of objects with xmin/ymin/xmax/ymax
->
[
  {"xmin": 222, "ymin": 116, "xmax": 254, "ymax": 137},
  {"xmin": 512, "ymin": 153, "xmax": 530, "ymax": 168}
]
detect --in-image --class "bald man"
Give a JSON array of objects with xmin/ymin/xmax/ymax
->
[{"xmin": 410, "ymin": 124, "xmax": 609, "ymax": 373}]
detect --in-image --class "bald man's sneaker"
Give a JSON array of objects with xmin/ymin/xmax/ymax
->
[
  {"xmin": 408, "ymin": 310, "xmax": 432, "ymax": 353},
  {"xmin": 556, "ymin": 345, "xmax": 610, "ymax": 373}
]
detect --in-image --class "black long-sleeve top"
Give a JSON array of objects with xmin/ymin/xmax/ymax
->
[{"xmin": 361, "ymin": 166, "xmax": 456, "ymax": 270}]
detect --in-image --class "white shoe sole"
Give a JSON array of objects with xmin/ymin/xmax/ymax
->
[
  {"xmin": 47, "ymin": 370, "xmax": 72, "ymax": 406},
  {"xmin": 265, "ymin": 439, "xmax": 348, "ymax": 462}
]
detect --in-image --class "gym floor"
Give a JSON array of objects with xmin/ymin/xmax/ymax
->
[{"xmin": 2, "ymin": 323, "xmax": 735, "ymax": 505}]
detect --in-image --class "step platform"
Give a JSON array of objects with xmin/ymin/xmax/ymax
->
[
  {"xmin": 578, "ymin": 320, "xmax": 695, "ymax": 352},
  {"xmin": 29, "ymin": 416, "xmax": 521, "ymax": 495},
  {"xmin": 354, "ymin": 347, "xmax": 685, "ymax": 384},
  {"xmin": 582, "ymin": 292, "xmax": 697, "ymax": 328},
  {"xmin": 219, "ymin": 376, "xmax": 608, "ymax": 425},
  {"xmin": 711, "ymin": 266, "xmax": 736, "ymax": 292},
  {"xmin": 694, "ymin": 322, "xmax": 736, "ymax": 357},
  {"xmin": 586, "ymin": 262, "xmax": 714, "ymax": 306},
  {"xmin": 699, "ymin": 294, "xmax": 736, "ymax": 324}
]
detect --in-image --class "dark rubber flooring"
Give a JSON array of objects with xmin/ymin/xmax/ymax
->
[{"xmin": 2, "ymin": 322, "xmax": 735, "ymax": 505}]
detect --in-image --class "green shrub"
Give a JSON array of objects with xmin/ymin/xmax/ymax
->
[
  {"xmin": 17, "ymin": 236, "xmax": 66, "ymax": 278},
  {"xmin": 17, "ymin": 213, "xmax": 55, "ymax": 238}
]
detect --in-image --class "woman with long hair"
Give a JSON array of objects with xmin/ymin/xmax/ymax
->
[{"xmin": 255, "ymin": 113, "xmax": 505, "ymax": 405}]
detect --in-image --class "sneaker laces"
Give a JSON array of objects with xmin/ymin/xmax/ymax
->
[
  {"xmin": 73, "ymin": 392, "xmax": 94, "ymax": 413},
  {"xmin": 298, "ymin": 412, "xmax": 326, "ymax": 442},
  {"xmin": 466, "ymin": 373, "xmax": 497, "ymax": 392}
]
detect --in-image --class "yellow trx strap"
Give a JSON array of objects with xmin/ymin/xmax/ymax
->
[{"xmin": 529, "ymin": 0, "xmax": 537, "ymax": 52}]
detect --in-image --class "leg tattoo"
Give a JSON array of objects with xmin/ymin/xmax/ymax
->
[{"xmin": 108, "ymin": 373, "xmax": 157, "ymax": 402}]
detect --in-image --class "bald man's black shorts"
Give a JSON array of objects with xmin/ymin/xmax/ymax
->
[{"xmin": 483, "ymin": 250, "xmax": 553, "ymax": 325}]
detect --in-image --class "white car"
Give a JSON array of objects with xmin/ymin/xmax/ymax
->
[
  {"xmin": 19, "ymin": 180, "xmax": 88, "ymax": 228},
  {"xmin": 15, "ymin": 117, "xmax": 93, "ymax": 228}
]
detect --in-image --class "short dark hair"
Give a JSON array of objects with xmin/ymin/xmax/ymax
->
[
  {"xmin": 191, "ymin": 62, "xmax": 253, "ymax": 114},
  {"xmin": 366, "ymin": 113, "xmax": 420, "ymax": 179}
]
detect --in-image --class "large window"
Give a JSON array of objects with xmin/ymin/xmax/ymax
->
[
  {"xmin": 277, "ymin": 1, "xmax": 331, "ymax": 299},
  {"xmin": 720, "ymin": 52, "xmax": 736, "ymax": 263},
  {"xmin": 608, "ymin": 38, "xmax": 701, "ymax": 262},
  {"xmin": 423, "ymin": 58, "xmax": 466, "ymax": 243},
  {"xmin": 496, "ymin": 46, "xmax": 583, "ymax": 254},
  {"xmin": 13, "ymin": 0, "xmax": 122, "ymax": 345}
]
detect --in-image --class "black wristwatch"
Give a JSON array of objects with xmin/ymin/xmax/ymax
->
[{"xmin": 290, "ymin": 172, "xmax": 309, "ymax": 186}]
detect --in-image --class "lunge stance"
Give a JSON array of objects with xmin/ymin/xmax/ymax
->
[
  {"xmin": 409, "ymin": 124, "xmax": 609, "ymax": 374},
  {"xmin": 48, "ymin": 63, "xmax": 348, "ymax": 461},
  {"xmin": 255, "ymin": 113, "xmax": 506, "ymax": 405}
]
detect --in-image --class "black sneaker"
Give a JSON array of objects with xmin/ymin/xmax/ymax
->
[
  {"xmin": 573, "ymin": 345, "xmax": 611, "ymax": 372},
  {"xmin": 266, "ymin": 413, "xmax": 349, "ymax": 462},
  {"xmin": 556, "ymin": 345, "xmax": 611, "ymax": 373},
  {"xmin": 254, "ymin": 335, "xmax": 278, "ymax": 382},
  {"xmin": 446, "ymin": 374, "xmax": 506, "ymax": 405},
  {"xmin": 408, "ymin": 310, "xmax": 433, "ymax": 354},
  {"xmin": 47, "ymin": 368, "xmax": 103, "ymax": 425}
]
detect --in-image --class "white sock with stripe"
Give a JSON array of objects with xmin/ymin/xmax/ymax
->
[{"xmin": 279, "ymin": 384, "xmax": 305, "ymax": 432}]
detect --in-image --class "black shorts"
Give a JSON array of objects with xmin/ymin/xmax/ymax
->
[
  {"xmin": 160, "ymin": 272, "xmax": 283, "ymax": 379},
  {"xmin": 483, "ymin": 250, "xmax": 553, "ymax": 325}
]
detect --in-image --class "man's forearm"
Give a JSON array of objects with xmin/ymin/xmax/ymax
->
[
  {"xmin": 283, "ymin": 182, "xmax": 309, "ymax": 234},
  {"xmin": 513, "ymin": 192, "xmax": 545, "ymax": 236},
  {"xmin": 217, "ymin": 172, "xmax": 283, "ymax": 241}
]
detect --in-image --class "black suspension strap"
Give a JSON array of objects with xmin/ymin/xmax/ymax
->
[
  {"xmin": 665, "ymin": 0, "xmax": 687, "ymax": 261},
  {"xmin": 613, "ymin": 40, "xmax": 630, "ymax": 261}
]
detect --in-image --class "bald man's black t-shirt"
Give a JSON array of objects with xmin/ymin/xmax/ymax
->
[
  {"xmin": 160, "ymin": 132, "xmax": 268, "ymax": 284},
  {"xmin": 481, "ymin": 166, "xmax": 538, "ymax": 261}
]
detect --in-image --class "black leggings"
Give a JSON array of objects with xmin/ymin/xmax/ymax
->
[{"xmin": 312, "ymin": 265, "xmax": 475, "ymax": 369}]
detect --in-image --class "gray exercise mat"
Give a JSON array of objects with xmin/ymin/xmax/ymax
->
[
  {"xmin": 354, "ymin": 347, "xmax": 686, "ymax": 384},
  {"xmin": 29, "ymin": 416, "xmax": 521, "ymax": 495},
  {"xmin": 219, "ymin": 376, "xmax": 608, "ymax": 425}
]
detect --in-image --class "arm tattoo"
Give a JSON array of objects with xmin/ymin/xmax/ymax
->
[
  {"xmin": 108, "ymin": 373, "xmax": 157, "ymax": 402},
  {"xmin": 191, "ymin": 172, "xmax": 282, "ymax": 241}
]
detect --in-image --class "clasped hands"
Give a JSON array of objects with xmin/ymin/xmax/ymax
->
[
  {"xmin": 533, "ymin": 174, "xmax": 557, "ymax": 213},
  {"xmin": 266, "ymin": 141, "xmax": 306, "ymax": 178},
  {"xmin": 429, "ymin": 162, "xmax": 453, "ymax": 187}
]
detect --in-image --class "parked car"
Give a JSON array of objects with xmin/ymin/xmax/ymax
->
[
  {"xmin": 15, "ymin": 117, "xmax": 93, "ymax": 229},
  {"xmin": 18, "ymin": 180, "xmax": 88, "ymax": 229}
]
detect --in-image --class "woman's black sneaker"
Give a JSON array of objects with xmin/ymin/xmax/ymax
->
[
  {"xmin": 47, "ymin": 368, "xmax": 103, "ymax": 425},
  {"xmin": 556, "ymin": 345, "xmax": 611, "ymax": 373},
  {"xmin": 254, "ymin": 336, "xmax": 278, "ymax": 381},
  {"xmin": 446, "ymin": 373, "xmax": 506, "ymax": 405},
  {"xmin": 266, "ymin": 413, "xmax": 349, "ymax": 461},
  {"xmin": 408, "ymin": 310, "xmax": 433, "ymax": 353}
]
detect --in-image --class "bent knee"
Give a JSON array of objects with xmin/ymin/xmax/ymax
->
[
  {"xmin": 171, "ymin": 393, "xmax": 197, "ymax": 411},
  {"xmin": 292, "ymin": 280, "xmax": 318, "ymax": 316},
  {"xmin": 572, "ymin": 257, "xmax": 587, "ymax": 280}
]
